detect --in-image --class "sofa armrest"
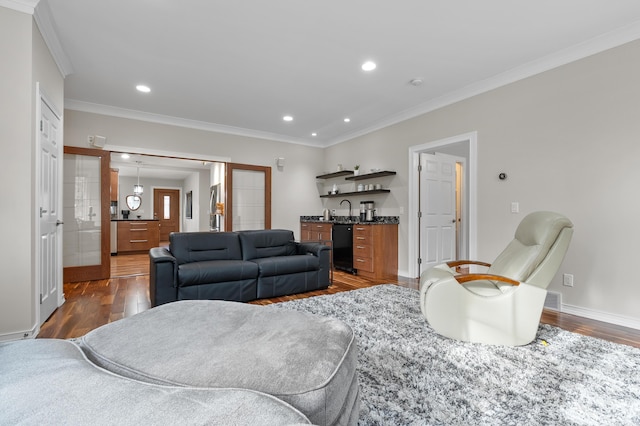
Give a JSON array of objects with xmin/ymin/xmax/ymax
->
[{"xmin": 149, "ymin": 247, "xmax": 178, "ymax": 307}]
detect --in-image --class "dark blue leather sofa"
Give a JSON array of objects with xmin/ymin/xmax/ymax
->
[{"xmin": 149, "ymin": 229, "xmax": 331, "ymax": 306}]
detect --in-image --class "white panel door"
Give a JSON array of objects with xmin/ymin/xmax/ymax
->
[
  {"xmin": 419, "ymin": 152, "xmax": 458, "ymax": 274},
  {"xmin": 39, "ymin": 98, "xmax": 62, "ymax": 323}
]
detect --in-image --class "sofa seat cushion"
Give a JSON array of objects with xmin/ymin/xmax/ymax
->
[
  {"xmin": 79, "ymin": 300, "xmax": 360, "ymax": 426},
  {"xmin": 178, "ymin": 259, "xmax": 258, "ymax": 287},
  {"xmin": 0, "ymin": 339, "xmax": 311, "ymax": 425},
  {"xmin": 252, "ymin": 254, "xmax": 319, "ymax": 277}
]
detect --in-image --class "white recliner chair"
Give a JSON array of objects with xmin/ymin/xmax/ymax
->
[{"xmin": 419, "ymin": 211, "xmax": 573, "ymax": 346}]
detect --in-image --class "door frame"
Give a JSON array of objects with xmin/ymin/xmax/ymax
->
[
  {"xmin": 62, "ymin": 146, "xmax": 111, "ymax": 282},
  {"xmin": 408, "ymin": 131, "xmax": 478, "ymax": 278},
  {"xmin": 35, "ymin": 84, "xmax": 64, "ymax": 327}
]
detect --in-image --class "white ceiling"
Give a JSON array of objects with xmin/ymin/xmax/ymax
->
[{"xmin": 34, "ymin": 1, "xmax": 640, "ymax": 147}]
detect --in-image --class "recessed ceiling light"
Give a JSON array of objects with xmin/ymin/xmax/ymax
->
[
  {"xmin": 121, "ymin": 153, "xmax": 130, "ymax": 159},
  {"xmin": 344, "ymin": 118, "xmax": 351, "ymax": 123},
  {"xmin": 136, "ymin": 85, "xmax": 151, "ymax": 93},
  {"xmin": 311, "ymin": 133, "xmax": 317, "ymax": 137},
  {"xmin": 361, "ymin": 61, "xmax": 376, "ymax": 71},
  {"xmin": 283, "ymin": 115, "xmax": 293, "ymax": 122},
  {"xmin": 409, "ymin": 78, "xmax": 424, "ymax": 86}
]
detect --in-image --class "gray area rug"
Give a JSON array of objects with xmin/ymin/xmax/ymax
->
[{"xmin": 270, "ymin": 285, "xmax": 640, "ymax": 425}]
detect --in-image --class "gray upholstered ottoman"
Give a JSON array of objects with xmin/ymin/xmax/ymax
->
[
  {"xmin": 79, "ymin": 300, "xmax": 360, "ymax": 426},
  {"xmin": 0, "ymin": 339, "xmax": 311, "ymax": 425}
]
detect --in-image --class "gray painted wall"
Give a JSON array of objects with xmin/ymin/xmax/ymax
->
[
  {"xmin": 0, "ymin": 7, "xmax": 64, "ymax": 340},
  {"xmin": 325, "ymin": 39, "xmax": 640, "ymax": 325}
]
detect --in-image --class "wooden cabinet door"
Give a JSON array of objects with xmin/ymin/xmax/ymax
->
[{"xmin": 300, "ymin": 223, "xmax": 312, "ymax": 241}]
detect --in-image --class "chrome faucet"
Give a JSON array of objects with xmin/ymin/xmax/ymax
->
[{"xmin": 340, "ymin": 199, "xmax": 352, "ymax": 219}]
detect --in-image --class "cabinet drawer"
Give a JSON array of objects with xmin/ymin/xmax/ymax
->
[
  {"xmin": 353, "ymin": 242, "xmax": 373, "ymax": 258},
  {"xmin": 353, "ymin": 225, "xmax": 373, "ymax": 240},
  {"xmin": 313, "ymin": 223, "xmax": 332, "ymax": 232},
  {"xmin": 353, "ymin": 256, "xmax": 373, "ymax": 272},
  {"xmin": 118, "ymin": 239, "xmax": 152, "ymax": 252}
]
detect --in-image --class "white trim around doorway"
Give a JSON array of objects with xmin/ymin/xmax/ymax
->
[{"xmin": 408, "ymin": 132, "xmax": 478, "ymax": 279}]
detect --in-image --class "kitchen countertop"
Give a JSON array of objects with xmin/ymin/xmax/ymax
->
[{"xmin": 300, "ymin": 215, "xmax": 399, "ymax": 225}]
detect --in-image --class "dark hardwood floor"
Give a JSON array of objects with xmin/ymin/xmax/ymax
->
[{"xmin": 38, "ymin": 253, "xmax": 640, "ymax": 349}]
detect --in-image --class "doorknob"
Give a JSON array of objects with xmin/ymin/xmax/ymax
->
[
  {"xmin": 56, "ymin": 220, "xmax": 64, "ymax": 226},
  {"xmin": 451, "ymin": 219, "xmax": 456, "ymax": 223}
]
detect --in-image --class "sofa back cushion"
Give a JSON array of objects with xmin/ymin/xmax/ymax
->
[
  {"xmin": 239, "ymin": 230, "xmax": 297, "ymax": 260},
  {"xmin": 170, "ymin": 232, "xmax": 242, "ymax": 265}
]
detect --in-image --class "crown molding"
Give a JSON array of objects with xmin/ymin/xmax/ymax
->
[
  {"xmin": 0, "ymin": 0, "xmax": 39, "ymax": 14},
  {"xmin": 33, "ymin": 0, "xmax": 73, "ymax": 76},
  {"xmin": 65, "ymin": 100, "xmax": 325, "ymax": 148},
  {"xmin": 326, "ymin": 19, "xmax": 640, "ymax": 147}
]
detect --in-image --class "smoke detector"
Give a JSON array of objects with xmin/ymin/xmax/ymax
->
[{"xmin": 409, "ymin": 78, "xmax": 423, "ymax": 87}]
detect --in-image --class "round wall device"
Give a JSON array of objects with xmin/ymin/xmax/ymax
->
[{"xmin": 498, "ymin": 173, "xmax": 507, "ymax": 180}]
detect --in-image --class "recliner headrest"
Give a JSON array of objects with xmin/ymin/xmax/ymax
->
[
  {"xmin": 489, "ymin": 211, "xmax": 573, "ymax": 284},
  {"xmin": 515, "ymin": 211, "xmax": 573, "ymax": 248}
]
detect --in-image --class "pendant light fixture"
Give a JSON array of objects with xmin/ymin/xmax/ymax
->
[{"xmin": 133, "ymin": 161, "xmax": 143, "ymax": 195}]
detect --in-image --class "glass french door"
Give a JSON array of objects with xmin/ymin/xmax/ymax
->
[
  {"xmin": 63, "ymin": 146, "xmax": 110, "ymax": 282},
  {"xmin": 225, "ymin": 163, "xmax": 271, "ymax": 231}
]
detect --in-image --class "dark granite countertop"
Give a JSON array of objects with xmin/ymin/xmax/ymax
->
[
  {"xmin": 111, "ymin": 218, "xmax": 159, "ymax": 221},
  {"xmin": 300, "ymin": 215, "xmax": 399, "ymax": 225}
]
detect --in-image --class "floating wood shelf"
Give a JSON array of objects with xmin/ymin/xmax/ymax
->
[
  {"xmin": 345, "ymin": 171, "xmax": 396, "ymax": 181},
  {"xmin": 316, "ymin": 170, "xmax": 354, "ymax": 179},
  {"xmin": 320, "ymin": 189, "xmax": 391, "ymax": 198}
]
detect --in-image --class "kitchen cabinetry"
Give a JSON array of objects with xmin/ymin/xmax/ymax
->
[
  {"xmin": 117, "ymin": 220, "xmax": 160, "ymax": 253},
  {"xmin": 110, "ymin": 168, "xmax": 119, "ymax": 202},
  {"xmin": 353, "ymin": 223, "xmax": 398, "ymax": 280},
  {"xmin": 317, "ymin": 170, "xmax": 396, "ymax": 198}
]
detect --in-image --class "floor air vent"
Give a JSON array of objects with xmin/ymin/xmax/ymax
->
[{"xmin": 544, "ymin": 291, "xmax": 561, "ymax": 311}]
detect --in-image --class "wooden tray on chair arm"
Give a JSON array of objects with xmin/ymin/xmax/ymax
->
[
  {"xmin": 446, "ymin": 260, "xmax": 492, "ymax": 268},
  {"xmin": 454, "ymin": 273, "xmax": 520, "ymax": 286}
]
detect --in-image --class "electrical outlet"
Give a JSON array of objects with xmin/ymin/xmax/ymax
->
[
  {"xmin": 511, "ymin": 202, "xmax": 519, "ymax": 213},
  {"xmin": 563, "ymin": 273, "xmax": 574, "ymax": 287}
]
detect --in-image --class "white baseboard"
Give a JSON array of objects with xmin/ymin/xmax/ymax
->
[
  {"xmin": 561, "ymin": 303, "xmax": 640, "ymax": 331},
  {"xmin": 397, "ymin": 270, "xmax": 412, "ymax": 280},
  {"xmin": 0, "ymin": 324, "xmax": 38, "ymax": 343}
]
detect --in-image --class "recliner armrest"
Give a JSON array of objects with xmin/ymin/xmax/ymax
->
[
  {"xmin": 149, "ymin": 247, "xmax": 178, "ymax": 306},
  {"xmin": 454, "ymin": 273, "xmax": 520, "ymax": 286},
  {"xmin": 446, "ymin": 260, "xmax": 491, "ymax": 268},
  {"xmin": 150, "ymin": 247, "xmax": 177, "ymax": 264},
  {"xmin": 296, "ymin": 242, "xmax": 330, "ymax": 257},
  {"xmin": 296, "ymin": 242, "xmax": 331, "ymax": 288}
]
